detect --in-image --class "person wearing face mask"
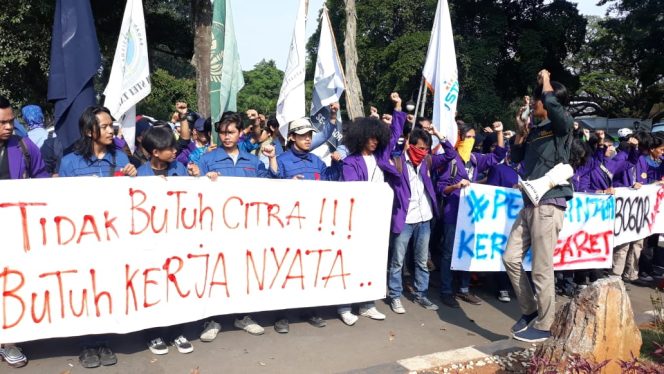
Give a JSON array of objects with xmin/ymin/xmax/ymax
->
[
  {"xmin": 436, "ymin": 121, "xmax": 506, "ymax": 309},
  {"xmin": 586, "ymin": 135, "xmax": 640, "ymax": 195}
]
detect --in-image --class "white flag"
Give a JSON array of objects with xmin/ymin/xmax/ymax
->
[
  {"xmin": 103, "ymin": 0, "xmax": 151, "ymax": 152},
  {"xmin": 311, "ymin": 6, "xmax": 345, "ymax": 116},
  {"xmin": 276, "ymin": 0, "xmax": 307, "ymax": 139},
  {"xmin": 422, "ymin": 0, "xmax": 459, "ymax": 146}
]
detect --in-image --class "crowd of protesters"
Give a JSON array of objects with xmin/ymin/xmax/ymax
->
[{"xmin": 1, "ymin": 68, "xmax": 663, "ymax": 368}]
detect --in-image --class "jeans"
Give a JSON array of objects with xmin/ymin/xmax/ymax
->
[
  {"xmin": 388, "ymin": 221, "xmax": 431, "ymax": 299},
  {"xmin": 439, "ymin": 223, "xmax": 470, "ymax": 295}
]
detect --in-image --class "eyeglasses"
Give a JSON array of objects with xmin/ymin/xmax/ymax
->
[{"xmin": 0, "ymin": 117, "xmax": 15, "ymax": 126}]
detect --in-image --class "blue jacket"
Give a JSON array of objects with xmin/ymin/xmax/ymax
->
[
  {"xmin": 59, "ymin": 150, "xmax": 130, "ymax": 177},
  {"xmin": 1, "ymin": 135, "xmax": 48, "ymax": 179},
  {"xmin": 197, "ymin": 147, "xmax": 270, "ymax": 178},
  {"xmin": 274, "ymin": 148, "xmax": 341, "ymax": 181},
  {"xmin": 137, "ymin": 161, "xmax": 189, "ymax": 176}
]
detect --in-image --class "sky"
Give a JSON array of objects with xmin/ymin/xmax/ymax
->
[{"xmin": 233, "ymin": 0, "xmax": 610, "ymax": 72}]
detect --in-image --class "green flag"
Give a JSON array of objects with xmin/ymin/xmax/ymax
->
[{"xmin": 210, "ymin": 0, "xmax": 244, "ymax": 128}]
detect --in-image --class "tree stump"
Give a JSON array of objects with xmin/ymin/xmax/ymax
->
[{"xmin": 535, "ymin": 277, "xmax": 642, "ymax": 373}]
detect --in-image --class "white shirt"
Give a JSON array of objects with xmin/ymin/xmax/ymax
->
[
  {"xmin": 363, "ymin": 154, "xmax": 384, "ymax": 183},
  {"xmin": 404, "ymin": 154, "xmax": 433, "ymax": 224}
]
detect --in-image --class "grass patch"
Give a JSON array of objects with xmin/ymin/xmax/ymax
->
[{"xmin": 640, "ymin": 328, "xmax": 664, "ymax": 364}]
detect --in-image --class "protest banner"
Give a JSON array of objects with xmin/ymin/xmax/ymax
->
[
  {"xmin": 613, "ymin": 184, "xmax": 664, "ymax": 246},
  {"xmin": 452, "ymin": 183, "xmax": 615, "ymax": 271},
  {"xmin": 0, "ymin": 177, "xmax": 393, "ymax": 343}
]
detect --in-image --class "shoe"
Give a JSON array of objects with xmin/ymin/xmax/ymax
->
[
  {"xmin": 511, "ymin": 311, "xmax": 538, "ymax": 333},
  {"xmin": 0, "ymin": 345, "xmax": 28, "ymax": 368},
  {"xmin": 274, "ymin": 318, "xmax": 289, "ymax": 333},
  {"xmin": 148, "ymin": 338, "xmax": 169, "ymax": 355},
  {"xmin": 234, "ymin": 315, "xmax": 264, "ymax": 335},
  {"xmin": 173, "ymin": 335, "xmax": 194, "ymax": 354},
  {"xmin": 441, "ymin": 294, "xmax": 460, "ymax": 308},
  {"xmin": 513, "ymin": 326, "xmax": 551, "ymax": 343},
  {"xmin": 359, "ymin": 306, "xmax": 386, "ymax": 320},
  {"xmin": 78, "ymin": 347, "xmax": 100, "ymax": 368},
  {"xmin": 576, "ymin": 284, "xmax": 588, "ymax": 292},
  {"xmin": 390, "ymin": 298, "xmax": 406, "ymax": 314},
  {"xmin": 307, "ymin": 315, "xmax": 327, "ymax": 328},
  {"xmin": 97, "ymin": 345, "xmax": 117, "ymax": 366},
  {"xmin": 415, "ymin": 296, "xmax": 439, "ymax": 311},
  {"xmin": 339, "ymin": 311, "xmax": 359, "ymax": 326},
  {"xmin": 200, "ymin": 320, "xmax": 221, "ymax": 342},
  {"xmin": 639, "ymin": 274, "xmax": 655, "ymax": 282},
  {"xmin": 498, "ymin": 290, "xmax": 511, "ymax": 303},
  {"xmin": 456, "ymin": 292, "xmax": 482, "ymax": 305}
]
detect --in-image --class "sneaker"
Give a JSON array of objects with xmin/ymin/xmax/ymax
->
[
  {"xmin": 339, "ymin": 311, "xmax": 359, "ymax": 326},
  {"xmin": 97, "ymin": 344, "xmax": 117, "ymax": 366},
  {"xmin": 441, "ymin": 294, "xmax": 460, "ymax": 308},
  {"xmin": 390, "ymin": 298, "xmax": 406, "ymax": 314},
  {"xmin": 148, "ymin": 338, "xmax": 169, "ymax": 355},
  {"xmin": 639, "ymin": 274, "xmax": 655, "ymax": 282},
  {"xmin": 511, "ymin": 311, "xmax": 538, "ymax": 333},
  {"xmin": 512, "ymin": 326, "xmax": 551, "ymax": 343},
  {"xmin": 456, "ymin": 292, "xmax": 482, "ymax": 305},
  {"xmin": 200, "ymin": 320, "xmax": 221, "ymax": 342},
  {"xmin": 359, "ymin": 306, "xmax": 386, "ymax": 320},
  {"xmin": 0, "ymin": 345, "xmax": 28, "ymax": 368},
  {"xmin": 173, "ymin": 335, "xmax": 194, "ymax": 354},
  {"xmin": 78, "ymin": 347, "xmax": 100, "ymax": 369},
  {"xmin": 498, "ymin": 290, "xmax": 511, "ymax": 303},
  {"xmin": 234, "ymin": 315, "xmax": 264, "ymax": 335},
  {"xmin": 576, "ymin": 284, "xmax": 588, "ymax": 291},
  {"xmin": 415, "ymin": 296, "xmax": 439, "ymax": 311},
  {"xmin": 307, "ymin": 315, "xmax": 327, "ymax": 328},
  {"xmin": 274, "ymin": 318, "xmax": 289, "ymax": 334}
]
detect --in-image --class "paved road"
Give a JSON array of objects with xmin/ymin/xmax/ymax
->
[{"xmin": 8, "ymin": 278, "xmax": 655, "ymax": 373}]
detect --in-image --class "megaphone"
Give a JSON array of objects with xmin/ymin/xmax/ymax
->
[{"xmin": 519, "ymin": 163, "xmax": 574, "ymax": 206}]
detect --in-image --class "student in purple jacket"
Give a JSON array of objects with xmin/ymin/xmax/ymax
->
[
  {"xmin": 386, "ymin": 126, "xmax": 455, "ymax": 315},
  {"xmin": 337, "ymin": 92, "xmax": 404, "ymax": 326},
  {"xmin": 437, "ymin": 121, "xmax": 506, "ymax": 308}
]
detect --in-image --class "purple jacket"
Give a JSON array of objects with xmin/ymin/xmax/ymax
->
[
  {"xmin": 637, "ymin": 155, "xmax": 663, "ymax": 184},
  {"xmin": 388, "ymin": 140, "xmax": 456, "ymax": 234},
  {"xmin": 588, "ymin": 148, "xmax": 638, "ymax": 190},
  {"xmin": 486, "ymin": 163, "xmax": 519, "ymax": 189},
  {"xmin": 436, "ymin": 146, "xmax": 507, "ymax": 224},
  {"xmin": 572, "ymin": 157, "xmax": 593, "ymax": 193},
  {"xmin": 2, "ymin": 135, "xmax": 48, "ymax": 179},
  {"xmin": 341, "ymin": 111, "xmax": 405, "ymax": 182}
]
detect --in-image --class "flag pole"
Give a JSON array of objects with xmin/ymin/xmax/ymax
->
[
  {"xmin": 414, "ymin": 76, "xmax": 425, "ymax": 119},
  {"xmin": 420, "ymin": 82, "xmax": 427, "ymax": 118}
]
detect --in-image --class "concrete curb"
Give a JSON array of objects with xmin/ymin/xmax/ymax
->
[{"xmin": 344, "ymin": 311, "xmax": 653, "ymax": 374}]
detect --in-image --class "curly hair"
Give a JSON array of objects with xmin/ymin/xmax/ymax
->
[{"xmin": 342, "ymin": 116, "xmax": 391, "ymax": 155}]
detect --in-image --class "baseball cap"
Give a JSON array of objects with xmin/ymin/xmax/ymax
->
[{"xmin": 288, "ymin": 118, "xmax": 317, "ymax": 135}]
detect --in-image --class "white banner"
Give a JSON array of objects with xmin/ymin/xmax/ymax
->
[
  {"xmin": 452, "ymin": 184, "xmax": 616, "ymax": 271},
  {"xmin": 103, "ymin": 0, "xmax": 151, "ymax": 152},
  {"xmin": 276, "ymin": 0, "xmax": 307, "ymax": 139},
  {"xmin": 310, "ymin": 6, "xmax": 345, "ymax": 116},
  {"xmin": 613, "ymin": 184, "xmax": 664, "ymax": 246},
  {"xmin": 421, "ymin": 0, "xmax": 459, "ymax": 146},
  {"xmin": 0, "ymin": 177, "xmax": 392, "ymax": 343}
]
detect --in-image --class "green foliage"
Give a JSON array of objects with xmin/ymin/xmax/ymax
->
[
  {"xmin": 311, "ymin": 0, "xmax": 586, "ymax": 126},
  {"xmin": 137, "ymin": 68, "xmax": 196, "ymax": 120},
  {"xmin": 237, "ymin": 60, "xmax": 284, "ymax": 115}
]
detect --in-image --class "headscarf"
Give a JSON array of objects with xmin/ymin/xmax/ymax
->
[{"xmin": 21, "ymin": 105, "xmax": 45, "ymax": 131}]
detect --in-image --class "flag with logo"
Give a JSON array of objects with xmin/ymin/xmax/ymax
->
[
  {"xmin": 422, "ymin": 0, "xmax": 459, "ymax": 146},
  {"xmin": 210, "ymin": 0, "xmax": 244, "ymax": 129},
  {"xmin": 276, "ymin": 0, "xmax": 307, "ymax": 139},
  {"xmin": 103, "ymin": 0, "xmax": 151, "ymax": 152}
]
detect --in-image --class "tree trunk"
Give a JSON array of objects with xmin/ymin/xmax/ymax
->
[
  {"xmin": 343, "ymin": 0, "xmax": 364, "ymax": 120},
  {"xmin": 192, "ymin": 0, "xmax": 211, "ymax": 117}
]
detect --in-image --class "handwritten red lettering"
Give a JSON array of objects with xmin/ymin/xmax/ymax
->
[
  {"xmin": 1, "ymin": 267, "xmax": 25, "ymax": 329},
  {"xmin": 142, "ymin": 268, "xmax": 160, "ymax": 308},
  {"xmin": 0, "ymin": 202, "xmax": 47, "ymax": 252},
  {"xmin": 163, "ymin": 257, "xmax": 190, "ymax": 301}
]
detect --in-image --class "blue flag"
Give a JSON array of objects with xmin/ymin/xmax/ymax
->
[{"xmin": 47, "ymin": 0, "xmax": 101, "ymax": 150}]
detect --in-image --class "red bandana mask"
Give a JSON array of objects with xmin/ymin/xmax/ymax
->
[{"xmin": 407, "ymin": 145, "xmax": 428, "ymax": 168}]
